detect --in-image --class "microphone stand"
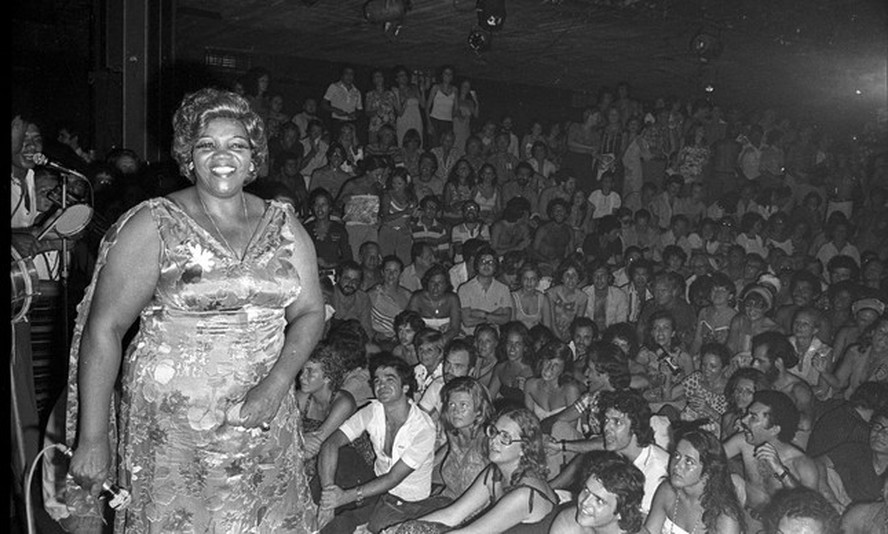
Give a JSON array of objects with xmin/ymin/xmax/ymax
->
[{"xmin": 58, "ymin": 173, "xmax": 72, "ymax": 365}]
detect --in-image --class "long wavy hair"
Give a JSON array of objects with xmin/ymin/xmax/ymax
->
[
  {"xmin": 171, "ymin": 87, "xmax": 268, "ymax": 184},
  {"xmin": 441, "ymin": 377, "xmax": 493, "ymax": 441},
  {"xmin": 496, "ymin": 408, "xmax": 548, "ymax": 486},
  {"xmin": 675, "ymin": 429, "xmax": 745, "ymax": 532}
]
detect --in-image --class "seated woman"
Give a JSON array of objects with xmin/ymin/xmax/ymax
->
[
  {"xmin": 720, "ymin": 367, "xmax": 768, "ymax": 440},
  {"xmin": 298, "ymin": 342, "xmax": 357, "ymax": 457},
  {"xmin": 524, "ymin": 341, "xmax": 583, "ymax": 474},
  {"xmin": 644, "ymin": 428, "xmax": 745, "ymax": 534},
  {"xmin": 474, "ymin": 163, "xmax": 502, "ymax": 226},
  {"xmin": 511, "ymin": 263, "xmax": 553, "ymax": 331},
  {"xmin": 690, "ymin": 272, "xmax": 738, "ymax": 356},
  {"xmin": 635, "ymin": 310, "xmax": 695, "ymax": 394},
  {"xmin": 488, "ymin": 321, "xmax": 536, "ymax": 408},
  {"xmin": 546, "ymin": 255, "xmax": 589, "ymax": 342},
  {"xmin": 388, "ymin": 408, "xmax": 559, "ymax": 534},
  {"xmin": 305, "ymin": 188, "xmax": 352, "ymax": 276},
  {"xmin": 549, "ymin": 450, "xmax": 646, "ymax": 534},
  {"xmin": 443, "ymin": 158, "xmax": 477, "ymax": 224},
  {"xmin": 300, "ymin": 341, "xmax": 376, "ymax": 503},
  {"xmin": 407, "ymin": 263, "xmax": 463, "ymax": 343},
  {"xmin": 369, "ymin": 255, "xmax": 413, "ymax": 348},
  {"xmin": 650, "ymin": 342, "xmax": 731, "ymax": 435},
  {"xmin": 392, "ymin": 310, "xmax": 426, "ymax": 366},
  {"xmin": 473, "ymin": 323, "xmax": 500, "ymax": 388},
  {"xmin": 726, "ymin": 283, "xmax": 783, "ymax": 360},
  {"xmin": 434, "ymin": 377, "xmax": 494, "ymax": 503}
]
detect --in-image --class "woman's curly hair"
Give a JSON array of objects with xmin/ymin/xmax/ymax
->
[
  {"xmin": 676, "ymin": 428, "xmax": 746, "ymax": 533},
  {"xmin": 171, "ymin": 87, "xmax": 268, "ymax": 184},
  {"xmin": 497, "ymin": 408, "xmax": 548, "ymax": 485},
  {"xmin": 306, "ymin": 341, "xmax": 348, "ymax": 392}
]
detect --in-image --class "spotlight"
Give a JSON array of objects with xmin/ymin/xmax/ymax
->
[
  {"xmin": 477, "ymin": 0, "xmax": 506, "ymax": 32},
  {"xmin": 468, "ymin": 27, "xmax": 492, "ymax": 53},
  {"xmin": 704, "ymin": 84, "xmax": 715, "ymax": 93},
  {"xmin": 855, "ymin": 89, "xmax": 862, "ymax": 95}
]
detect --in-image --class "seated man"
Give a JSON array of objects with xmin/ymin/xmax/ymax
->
[
  {"xmin": 457, "ymin": 246, "xmax": 513, "ymax": 335},
  {"xmin": 763, "ymin": 488, "xmax": 842, "ymax": 534},
  {"xmin": 318, "ymin": 354, "xmax": 436, "ymax": 534},
  {"xmin": 419, "ymin": 338, "xmax": 477, "ymax": 417},
  {"xmin": 817, "ymin": 405, "xmax": 888, "ymax": 512},
  {"xmin": 550, "ymin": 389, "xmax": 669, "ymax": 515},
  {"xmin": 635, "ymin": 271, "xmax": 696, "ymax": 350},
  {"xmin": 399, "ymin": 241, "xmax": 436, "ymax": 293},
  {"xmin": 549, "ymin": 450, "xmax": 646, "ymax": 534},
  {"xmin": 750, "ymin": 331, "xmax": 815, "ymax": 443},
  {"xmin": 723, "ymin": 390, "xmax": 819, "ymax": 525},
  {"xmin": 807, "ymin": 381, "xmax": 888, "ymax": 458},
  {"xmin": 332, "ymin": 260, "xmax": 373, "ymax": 337},
  {"xmin": 489, "ymin": 197, "xmax": 532, "ymax": 257}
]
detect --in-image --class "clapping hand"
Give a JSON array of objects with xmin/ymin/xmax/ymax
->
[
  {"xmin": 320, "ymin": 484, "xmax": 348, "ymax": 510},
  {"xmin": 303, "ymin": 432, "xmax": 324, "ymax": 458},
  {"xmin": 753, "ymin": 442, "xmax": 783, "ymax": 474}
]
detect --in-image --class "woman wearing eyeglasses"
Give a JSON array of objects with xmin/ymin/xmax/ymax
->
[{"xmin": 386, "ymin": 408, "xmax": 558, "ymax": 534}]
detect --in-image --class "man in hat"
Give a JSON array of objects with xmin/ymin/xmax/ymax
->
[{"xmin": 832, "ymin": 297, "xmax": 886, "ymax": 362}]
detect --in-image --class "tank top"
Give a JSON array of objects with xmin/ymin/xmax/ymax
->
[{"xmin": 430, "ymin": 87, "xmax": 456, "ymax": 121}]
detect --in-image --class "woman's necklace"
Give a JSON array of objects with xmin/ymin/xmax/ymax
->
[
  {"xmin": 671, "ymin": 494, "xmax": 700, "ymax": 534},
  {"xmin": 197, "ymin": 192, "xmax": 250, "ymax": 258}
]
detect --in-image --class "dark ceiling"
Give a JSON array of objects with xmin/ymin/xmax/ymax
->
[{"xmin": 173, "ymin": 0, "xmax": 887, "ymax": 124}]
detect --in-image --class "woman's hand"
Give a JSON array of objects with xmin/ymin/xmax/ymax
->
[
  {"xmin": 69, "ymin": 438, "xmax": 111, "ymax": 498},
  {"xmin": 238, "ymin": 374, "xmax": 290, "ymax": 429}
]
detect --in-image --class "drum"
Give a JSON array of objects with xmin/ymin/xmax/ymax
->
[
  {"xmin": 11, "ymin": 246, "xmax": 40, "ymax": 323},
  {"xmin": 38, "ymin": 203, "xmax": 94, "ymax": 240}
]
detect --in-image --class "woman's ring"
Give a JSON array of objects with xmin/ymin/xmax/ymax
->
[{"xmin": 260, "ymin": 422, "xmax": 271, "ymax": 431}]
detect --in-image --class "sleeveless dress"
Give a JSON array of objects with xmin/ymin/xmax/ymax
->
[
  {"xmin": 397, "ymin": 95, "xmax": 424, "ymax": 148},
  {"xmin": 62, "ymin": 198, "xmax": 317, "ymax": 533},
  {"xmin": 512, "ymin": 291, "xmax": 545, "ymax": 329}
]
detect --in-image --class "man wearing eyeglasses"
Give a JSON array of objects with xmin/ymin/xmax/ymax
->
[
  {"xmin": 317, "ymin": 354, "xmax": 436, "ymax": 533},
  {"xmin": 816, "ymin": 405, "xmax": 888, "ymax": 513},
  {"xmin": 458, "ymin": 246, "xmax": 513, "ymax": 335}
]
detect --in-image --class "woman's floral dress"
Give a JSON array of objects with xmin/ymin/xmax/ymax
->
[{"xmin": 63, "ymin": 198, "xmax": 317, "ymax": 532}]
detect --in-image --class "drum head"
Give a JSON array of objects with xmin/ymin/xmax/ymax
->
[
  {"xmin": 11, "ymin": 247, "xmax": 40, "ymax": 323},
  {"xmin": 52, "ymin": 204, "xmax": 93, "ymax": 237}
]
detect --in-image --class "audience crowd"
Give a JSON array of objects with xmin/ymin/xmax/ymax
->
[{"xmin": 14, "ymin": 62, "xmax": 888, "ymax": 534}]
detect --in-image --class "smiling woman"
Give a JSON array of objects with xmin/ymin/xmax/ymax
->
[{"xmin": 63, "ymin": 87, "xmax": 325, "ymax": 533}]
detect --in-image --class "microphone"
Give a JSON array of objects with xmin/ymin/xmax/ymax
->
[{"xmin": 31, "ymin": 153, "xmax": 87, "ymax": 179}]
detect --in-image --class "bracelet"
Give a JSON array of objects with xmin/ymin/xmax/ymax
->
[
  {"xmin": 775, "ymin": 469, "xmax": 790, "ymax": 482},
  {"xmin": 355, "ymin": 485, "xmax": 365, "ymax": 507}
]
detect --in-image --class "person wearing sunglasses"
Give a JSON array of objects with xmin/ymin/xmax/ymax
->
[{"xmin": 389, "ymin": 408, "xmax": 559, "ymax": 533}]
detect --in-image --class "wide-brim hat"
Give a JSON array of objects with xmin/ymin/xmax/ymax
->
[
  {"xmin": 852, "ymin": 297, "xmax": 885, "ymax": 317},
  {"xmin": 742, "ymin": 284, "xmax": 774, "ymax": 311}
]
